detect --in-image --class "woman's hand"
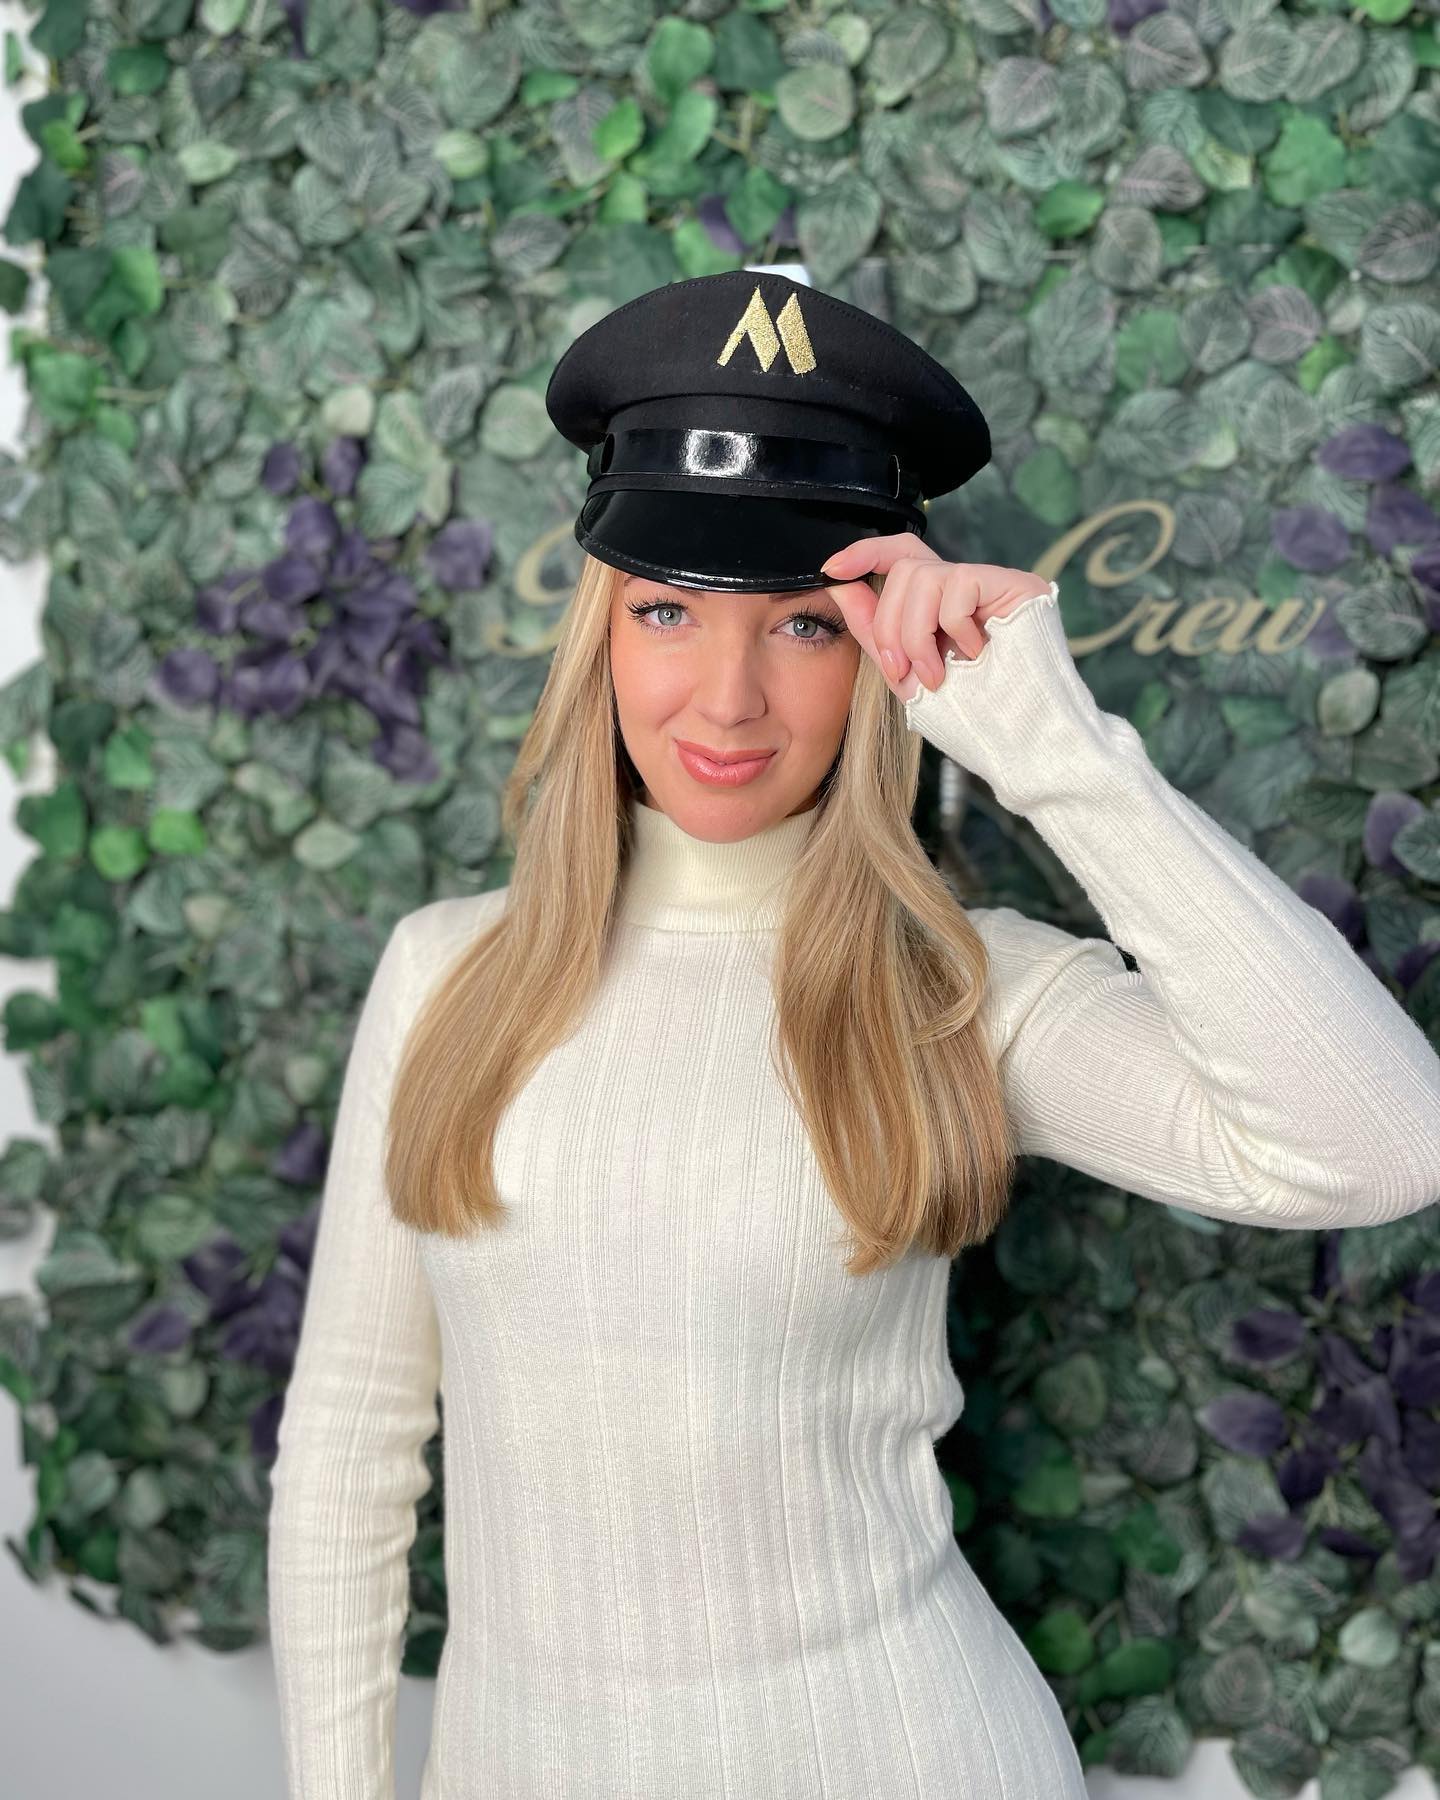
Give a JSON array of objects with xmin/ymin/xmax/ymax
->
[{"xmin": 819, "ymin": 534, "xmax": 1054, "ymax": 703}]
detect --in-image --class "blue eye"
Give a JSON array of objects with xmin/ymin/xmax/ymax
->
[{"xmin": 624, "ymin": 598, "xmax": 845, "ymax": 650}]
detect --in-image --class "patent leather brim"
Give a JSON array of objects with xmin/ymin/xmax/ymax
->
[{"xmin": 575, "ymin": 487, "xmax": 924, "ymax": 593}]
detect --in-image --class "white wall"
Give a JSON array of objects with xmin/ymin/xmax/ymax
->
[{"xmin": 0, "ymin": 9, "xmax": 1433, "ymax": 1797}]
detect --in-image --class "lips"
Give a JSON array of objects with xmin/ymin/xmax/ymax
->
[{"xmin": 674, "ymin": 740, "xmax": 776, "ymax": 765}]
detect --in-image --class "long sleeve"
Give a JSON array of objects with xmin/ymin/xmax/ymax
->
[
  {"xmin": 903, "ymin": 579, "xmax": 1440, "ymax": 1231},
  {"xmin": 266, "ymin": 910, "xmax": 441, "ymax": 1800}
]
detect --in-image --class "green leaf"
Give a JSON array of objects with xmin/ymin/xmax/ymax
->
[
  {"xmin": 3, "ymin": 158, "xmax": 73, "ymax": 246},
  {"xmin": 594, "ymin": 96, "xmax": 645, "ymax": 163},
  {"xmin": 177, "ymin": 141, "xmax": 240, "ymax": 186},
  {"xmin": 137, "ymin": 1191, "xmax": 216, "ymax": 1261},
  {"xmin": 30, "ymin": 0, "xmax": 89, "ymax": 61},
  {"xmin": 775, "ymin": 63, "xmax": 855, "ymax": 142},
  {"xmin": 1025, "ymin": 1607, "xmax": 1095, "ymax": 1674},
  {"xmin": 107, "ymin": 44, "xmax": 170, "ymax": 97},
  {"xmin": 1034, "ymin": 180, "xmax": 1105, "ymax": 240},
  {"xmin": 646, "ymin": 17, "xmax": 714, "ymax": 106},
  {"xmin": 1013, "ymin": 1454, "xmax": 1082, "ymax": 1519},
  {"xmin": 89, "ymin": 825, "xmax": 149, "ymax": 881},
  {"xmin": 27, "ymin": 345, "xmax": 102, "ymax": 428},
  {"xmin": 1096, "ymin": 1638, "xmax": 1175, "ymax": 1698},
  {"xmin": 1262, "ymin": 113, "xmax": 1346, "ymax": 207},
  {"xmin": 148, "ymin": 810, "xmax": 206, "ymax": 856}
]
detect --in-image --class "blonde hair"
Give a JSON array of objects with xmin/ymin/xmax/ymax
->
[{"xmin": 385, "ymin": 552, "xmax": 1017, "ymax": 1276}]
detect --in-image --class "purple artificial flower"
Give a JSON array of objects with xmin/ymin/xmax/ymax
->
[
  {"xmin": 181, "ymin": 1234, "xmax": 252, "ymax": 1310},
  {"xmin": 276, "ymin": 1204, "xmax": 320, "ymax": 1275},
  {"xmin": 222, "ymin": 646, "xmax": 313, "ymax": 719},
  {"xmin": 1272, "ymin": 506, "xmax": 1351, "ymax": 574},
  {"xmin": 272, "ymin": 1120, "xmax": 328, "ymax": 1187},
  {"xmin": 261, "ymin": 551, "xmax": 325, "ymax": 606},
  {"xmin": 1198, "ymin": 1390, "xmax": 1291, "ymax": 1457},
  {"xmin": 286, "ymin": 496, "xmax": 342, "ymax": 563},
  {"xmin": 261, "ymin": 442, "xmax": 304, "ymax": 496},
  {"xmin": 1277, "ymin": 1440, "xmax": 1340, "ymax": 1505},
  {"xmin": 1363, "ymin": 791, "xmax": 1426, "ymax": 875},
  {"xmin": 1294, "ymin": 874, "xmax": 1363, "ymax": 946},
  {"xmin": 155, "ymin": 646, "xmax": 222, "ymax": 706},
  {"xmin": 1235, "ymin": 1510, "xmax": 1307, "ymax": 1560},
  {"xmin": 1316, "ymin": 423, "xmax": 1411, "ymax": 483},
  {"xmin": 194, "ymin": 569, "xmax": 261, "ymax": 633},
  {"xmin": 321, "ymin": 435, "xmax": 366, "ymax": 497},
  {"xmin": 1231, "ymin": 1307, "xmax": 1308, "ymax": 1366},
  {"xmin": 697, "ymin": 193, "xmax": 746, "ymax": 257},
  {"xmin": 127, "ymin": 1302, "xmax": 194, "ymax": 1354},
  {"xmin": 424, "ymin": 518, "xmax": 494, "ymax": 592},
  {"xmin": 1366, "ymin": 482, "xmax": 1440, "ymax": 558},
  {"xmin": 375, "ymin": 722, "xmax": 441, "ymax": 784}
]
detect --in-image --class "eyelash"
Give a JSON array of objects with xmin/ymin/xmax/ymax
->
[{"xmin": 623, "ymin": 597, "xmax": 846, "ymax": 650}]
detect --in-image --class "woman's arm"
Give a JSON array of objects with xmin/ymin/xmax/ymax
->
[
  {"xmin": 904, "ymin": 585, "xmax": 1440, "ymax": 1230},
  {"xmin": 266, "ymin": 912, "xmax": 441, "ymax": 1800}
]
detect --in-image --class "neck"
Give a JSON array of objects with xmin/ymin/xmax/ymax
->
[{"xmin": 617, "ymin": 794, "xmax": 820, "ymax": 932}]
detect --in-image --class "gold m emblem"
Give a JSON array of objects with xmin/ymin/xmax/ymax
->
[{"xmin": 716, "ymin": 285, "xmax": 817, "ymax": 374}]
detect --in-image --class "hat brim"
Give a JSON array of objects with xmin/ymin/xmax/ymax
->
[{"xmin": 576, "ymin": 488, "xmax": 923, "ymax": 593}]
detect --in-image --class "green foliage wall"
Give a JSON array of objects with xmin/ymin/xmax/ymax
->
[{"xmin": 1, "ymin": 0, "xmax": 1438, "ymax": 1794}]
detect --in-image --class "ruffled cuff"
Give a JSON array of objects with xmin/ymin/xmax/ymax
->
[{"xmin": 901, "ymin": 578, "xmax": 1146, "ymax": 816}]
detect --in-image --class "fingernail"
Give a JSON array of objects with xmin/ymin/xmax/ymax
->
[{"xmin": 880, "ymin": 648, "xmax": 897, "ymax": 678}]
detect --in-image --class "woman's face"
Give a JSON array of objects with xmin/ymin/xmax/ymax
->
[{"xmin": 609, "ymin": 569, "xmax": 862, "ymax": 840}]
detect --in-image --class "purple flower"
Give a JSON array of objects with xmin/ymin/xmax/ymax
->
[
  {"xmin": 1363, "ymin": 791, "xmax": 1426, "ymax": 875},
  {"xmin": 1198, "ymin": 1390, "xmax": 1290, "ymax": 1457},
  {"xmin": 1108, "ymin": 0, "xmax": 1166, "ymax": 30},
  {"xmin": 182, "ymin": 1235, "xmax": 255, "ymax": 1313},
  {"xmin": 1315, "ymin": 1525, "xmax": 1382, "ymax": 1560},
  {"xmin": 273, "ymin": 1120, "xmax": 328, "ymax": 1187},
  {"xmin": 1316, "ymin": 423, "xmax": 1411, "ymax": 483},
  {"xmin": 424, "ymin": 517, "xmax": 494, "ymax": 592},
  {"xmin": 261, "ymin": 551, "xmax": 325, "ymax": 606},
  {"xmin": 195, "ymin": 569, "xmax": 260, "ymax": 634},
  {"xmin": 1272, "ymin": 506, "xmax": 1351, "ymax": 574},
  {"xmin": 1277, "ymin": 1440, "xmax": 1339, "ymax": 1505},
  {"xmin": 1366, "ymin": 482, "xmax": 1440, "ymax": 558},
  {"xmin": 376, "ymin": 722, "xmax": 441, "ymax": 784},
  {"xmin": 127, "ymin": 1303, "xmax": 194, "ymax": 1354},
  {"xmin": 1402, "ymin": 1410, "xmax": 1440, "ymax": 1490},
  {"xmin": 1354, "ymin": 1435, "xmax": 1437, "ymax": 1543},
  {"xmin": 321, "ymin": 436, "xmax": 366, "ymax": 497},
  {"xmin": 155, "ymin": 646, "xmax": 221, "ymax": 706},
  {"xmin": 261, "ymin": 442, "xmax": 304, "ymax": 496},
  {"xmin": 1294, "ymin": 874, "xmax": 1363, "ymax": 946},
  {"xmin": 222, "ymin": 646, "xmax": 313, "ymax": 719},
  {"xmin": 1235, "ymin": 1510, "xmax": 1307, "ymax": 1560},
  {"xmin": 698, "ymin": 193, "xmax": 746, "ymax": 256},
  {"xmin": 251, "ymin": 1390, "xmax": 284, "ymax": 1462},
  {"xmin": 330, "ymin": 524, "xmax": 380, "ymax": 586},
  {"xmin": 285, "ymin": 497, "xmax": 342, "ymax": 563},
  {"xmin": 1412, "ymin": 542, "xmax": 1440, "ymax": 596},
  {"xmin": 276, "ymin": 1205, "xmax": 319, "ymax": 1275},
  {"xmin": 1231, "ymin": 1307, "xmax": 1308, "ymax": 1366}
]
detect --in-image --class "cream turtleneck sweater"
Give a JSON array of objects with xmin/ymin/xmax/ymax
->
[{"xmin": 266, "ymin": 583, "xmax": 1440, "ymax": 1800}]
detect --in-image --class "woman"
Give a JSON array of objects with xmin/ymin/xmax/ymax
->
[{"xmin": 267, "ymin": 272, "xmax": 1440, "ymax": 1799}]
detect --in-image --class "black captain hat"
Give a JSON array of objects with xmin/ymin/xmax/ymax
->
[{"xmin": 543, "ymin": 268, "xmax": 992, "ymax": 594}]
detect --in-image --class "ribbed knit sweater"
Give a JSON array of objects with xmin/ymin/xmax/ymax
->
[{"xmin": 266, "ymin": 582, "xmax": 1440, "ymax": 1800}]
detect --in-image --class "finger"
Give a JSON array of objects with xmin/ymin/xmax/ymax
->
[
  {"xmin": 899, "ymin": 563, "xmax": 950, "ymax": 692},
  {"xmin": 819, "ymin": 532, "xmax": 941, "ymax": 589},
  {"xmin": 940, "ymin": 565, "xmax": 987, "ymax": 663},
  {"xmin": 871, "ymin": 554, "xmax": 927, "ymax": 693}
]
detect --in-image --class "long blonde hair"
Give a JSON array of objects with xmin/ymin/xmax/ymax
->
[{"xmin": 385, "ymin": 551, "xmax": 1017, "ymax": 1276}]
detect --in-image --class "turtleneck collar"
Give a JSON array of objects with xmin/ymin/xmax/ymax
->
[{"xmin": 617, "ymin": 793, "xmax": 820, "ymax": 933}]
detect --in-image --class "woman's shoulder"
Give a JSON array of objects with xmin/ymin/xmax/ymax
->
[{"xmin": 396, "ymin": 887, "xmax": 511, "ymax": 971}]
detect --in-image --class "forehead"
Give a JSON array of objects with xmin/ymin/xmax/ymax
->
[{"xmin": 621, "ymin": 572, "xmax": 817, "ymax": 601}]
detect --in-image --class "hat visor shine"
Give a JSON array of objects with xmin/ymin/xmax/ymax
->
[{"xmin": 576, "ymin": 487, "xmax": 921, "ymax": 593}]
